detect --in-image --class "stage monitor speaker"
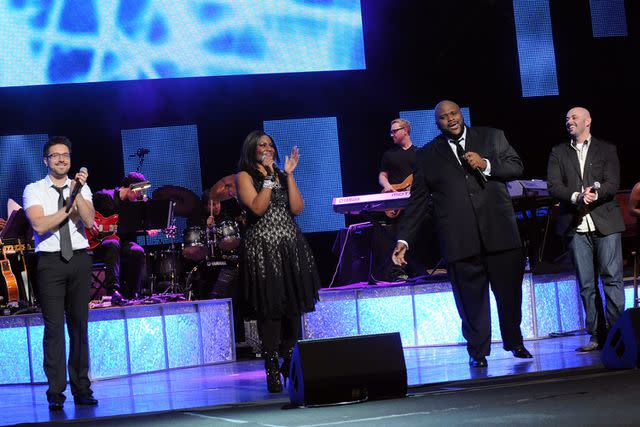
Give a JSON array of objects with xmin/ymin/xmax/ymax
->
[
  {"xmin": 601, "ymin": 308, "xmax": 640, "ymax": 369},
  {"xmin": 287, "ymin": 332, "xmax": 407, "ymax": 407}
]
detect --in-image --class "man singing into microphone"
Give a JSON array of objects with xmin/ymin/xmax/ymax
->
[
  {"xmin": 392, "ymin": 100, "xmax": 532, "ymax": 367},
  {"xmin": 23, "ymin": 136, "xmax": 97, "ymax": 410},
  {"xmin": 547, "ymin": 107, "xmax": 626, "ymax": 352}
]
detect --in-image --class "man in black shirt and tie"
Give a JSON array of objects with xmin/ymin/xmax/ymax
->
[
  {"xmin": 392, "ymin": 100, "xmax": 532, "ymax": 367},
  {"xmin": 23, "ymin": 136, "xmax": 97, "ymax": 410}
]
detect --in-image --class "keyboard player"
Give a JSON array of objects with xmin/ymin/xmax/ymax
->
[{"xmin": 372, "ymin": 119, "xmax": 417, "ymax": 282}]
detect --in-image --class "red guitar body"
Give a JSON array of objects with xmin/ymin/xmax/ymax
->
[{"xmin": 86, "ymin": 212, "xmax": 120, "ymax": 250}]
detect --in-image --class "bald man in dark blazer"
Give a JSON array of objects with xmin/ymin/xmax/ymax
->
[
  {"xmin": 547, "ymin": 106, "xmax": 625, "ymax": 352},
  {"xmin": 393, "ymin": 100, "xmax": 532, "ymax": 367}
]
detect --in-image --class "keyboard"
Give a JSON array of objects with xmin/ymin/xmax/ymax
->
[{"xmin": 332, "ymin": 191, "xmax": 410, "ymax": 214}]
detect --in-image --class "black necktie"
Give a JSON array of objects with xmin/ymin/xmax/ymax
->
[
  {"xmin": 451, "ymin": 138, "xmax": 468, "ymax": 168},
  {"xmin": 53, "ymin": 185, "xmax": 73, "ymax": 261}
]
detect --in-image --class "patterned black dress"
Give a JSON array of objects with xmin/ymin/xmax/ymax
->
[{"xmin": 240, "ymin": 174, "xmax": 321, "ymax": 319}]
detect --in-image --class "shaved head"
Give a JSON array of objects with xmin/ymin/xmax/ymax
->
[
  {"xmin": 435, "ymin": 100, "xmax": 464, "ymax": 138},
  {"xmin": 435, "ymin": 100, "xmax": 460, "ymax": 117},
  {"xmin": 566, "ymin": 107, "xmax": 592, "ymax": 141}
]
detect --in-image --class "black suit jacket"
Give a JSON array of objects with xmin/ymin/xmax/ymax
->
[
  {"xmin": 547, "ymin": 137, "xmax": 625, "ymax": 237},
  {"xmin": 398, "ymin": 127, "xmax": 523, "ymax": 263}
]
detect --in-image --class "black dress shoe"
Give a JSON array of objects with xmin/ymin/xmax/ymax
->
[
  {"xmin": 48, "ymin": 401, "xmax": 64, "ymax": 411},
  {"xmin": 469, "ymin": 356, "xmax": 488, "ymax": 367},
  {"xmin": 511, "ymin": 345, "xmax": 533, "ymax": 358},
  {"xmin": 575, "ymin": 341, "xmax": 599, "ymax": 352},
  {"xmin": 74, "ymin": 395, "xmax": 98, "ymax": 406}
]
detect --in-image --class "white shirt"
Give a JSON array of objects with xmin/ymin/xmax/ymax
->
[
  {"xmin": 23, "ymin": 175, "xmax": 93, "ymax": 252},
  {"xmin": 569, "ymin": 137, "xmax": 597, "ymax": 233},
  {"xmin": 399, "ymin": 128, "xmax": 492, "ymax": 251},
  {"xmin": 447, "ymin": 127, "xmax": 492, "ymax": 175}
]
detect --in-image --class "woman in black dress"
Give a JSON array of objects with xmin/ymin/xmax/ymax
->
[{"xmin": 236, "ymin": 130, "xmax": 321, "ymax": 393}]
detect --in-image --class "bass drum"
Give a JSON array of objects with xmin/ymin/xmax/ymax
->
[
  {"xmin": 148, "ymin": 249, "xmax": 183, "ymax": 290},
  {"xmin": 216, "ymin": 220, "xmax": 241, "ymax": 252},
  {"xmin": 182, "ymin": 226, "xmax": 208, "ymax": 262}
]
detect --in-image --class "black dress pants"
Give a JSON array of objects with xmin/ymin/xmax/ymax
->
[
  {"xmin": 36, "ymin": 250, "xmax": 92, "ymax": 402},
  {"xmin": 447, "ymin": 247, "xmax": 525, "ymax": 358},
  {"xmin": 92, "ymin": 239, "xmax": 146, "ymax": 298}
]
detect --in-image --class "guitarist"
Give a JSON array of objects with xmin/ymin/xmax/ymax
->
[
  {"xmin": 92, "ymin": 172, "xmax": 157, "ymax": 303},
  {"xmin": 379, "ymin": 118, "xmax": 416, "ymax": 195},
  {"xmin": 372, "ymin": 119, "xmax": 417, "ymax": 282}
]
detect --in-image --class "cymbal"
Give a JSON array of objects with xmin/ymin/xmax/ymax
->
[
  {"xmin": 152, "ymin": 185, "xmax": 200, "ymax": 217},
  {"xmin": 209, "ymin": 174, "xmax": 237, "ymax": 202}
]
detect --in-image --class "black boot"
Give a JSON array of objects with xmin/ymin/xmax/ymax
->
[
  {"xmin": 264, "ymin": 351, "xmax": 283, "ymax": 393},
  {"xmin": 280, "ymin": 347, "xmax": 294, "ymax": 386}
]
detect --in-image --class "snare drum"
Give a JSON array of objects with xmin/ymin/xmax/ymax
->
[
  {"xmin": 216, "ymin": 220, "xmax": 241, "ymax": 251},
  {"xmin": 182, "ymin": 226, "xmax": 208, "ymax": 261}
]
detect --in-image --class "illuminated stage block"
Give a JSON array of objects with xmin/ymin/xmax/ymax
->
[
  {"xmin": 358, "ymin": 285, "xmax": 416, "ymax": 347},
  {"xmin": 304, "ymin": 273, "xmax": 592, "ymax": 348},
  {"xmin": 0, "ymin": 299, "xmax": 233, "ymax": 385},
  {"xmin": 303, "ymin": 289, "xmax": 358, "ymax": 340}
]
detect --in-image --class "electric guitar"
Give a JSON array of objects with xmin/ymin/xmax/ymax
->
[
  {"xmin": 1, "ymin": 248, "xmax": 19, "ymax": 306},
  {"xmin": 86, "ymin": 212, "xmax": 120, "ymax": 250},
  {"xmin": 384, "ymin": 174, "xmax": 413, "ymax": 218}
]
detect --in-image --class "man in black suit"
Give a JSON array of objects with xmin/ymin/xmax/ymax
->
[
  {"xmin": 547, "ymin": 107, "xmax": 625, "ymax": 352},
  {"xmin": 392, "ymin": 100, "xmax": 532, "ymax": 367}
]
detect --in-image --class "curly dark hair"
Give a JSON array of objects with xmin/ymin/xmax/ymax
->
[
  {"xmin": 43, "ymin": 136, "xmax": 72, "ymax": 157},
  {"xmin": 120, "ymin": 171, "xmax": 146, "ymax": 188}
]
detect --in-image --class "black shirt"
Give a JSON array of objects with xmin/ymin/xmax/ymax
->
[
  {"xmin": 93, "ymin": 189, "xmax": 138, "ymax": 242},
  {"xmin": 380, "ymin": 145, "xmax": 417, "ymax": 185}
]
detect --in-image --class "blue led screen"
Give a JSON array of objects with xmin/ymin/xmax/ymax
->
[
  {"xmin": 263, "ymin": 117, "xmax": 344, "ymax": 233},
  {"xmin": 513, "ymin": 0, "xmax": 559, "ymax": 98},
  {"xmin": 121, "ymin": 125, "xmax": 203, "ymax": 246},
  {"xmin": 0, "ymin": 0, "xmax": 365, "ymax": 88},
  {"xmin": 401, "ymin": 108, "xmax": 471, "ymax": 148},
  {"xmin": 0, "ymin": 134, "xmax": 49, "ymax": 219},
  {"xmin": 590, "ymin": 0, "xmax": 628, "ymax": 38}
]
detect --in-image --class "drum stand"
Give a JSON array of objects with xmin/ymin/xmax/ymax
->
[
  {"xmin": 184, "ymin": 222, "xmax": 225, "ymax": 300},
  {"xmin": 161, "ymin": 212, "xmax": 183, "ymax": 295}
]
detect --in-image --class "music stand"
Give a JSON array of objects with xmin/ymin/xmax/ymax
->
[
  {"xmin": 0, "ymin": 208, "xmax": 31, "ymax": 241},
  {"xmin": 118, "ymin": 200, "xmax": 180, "ymax": 294},
  {"xmin": 117, "ymin": 199, "xmax": 174, "ymax": 235}
]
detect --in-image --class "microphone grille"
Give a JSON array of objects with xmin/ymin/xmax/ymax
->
[
  {"xmin": 79, "ymin": 167, "xmax": 88, "ymax": 174},
  {"xmin": 593, "ymin": 181, "xmax": 601, "ymax": 190}
]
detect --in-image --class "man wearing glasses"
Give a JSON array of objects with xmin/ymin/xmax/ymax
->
[
  {"xmin": 371, "ymin": 118, "xmax": 417, "ymax": 282},
  {"xmin": 23, "ymin": 136, "xmax": 97, "ymax": 410},
  {"xmin": 379, "ymin": 119, "xmax": 415, "ymax": 194}
]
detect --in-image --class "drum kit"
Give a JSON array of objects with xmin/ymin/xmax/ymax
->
[{"xmin": 146, "ymin": 176, "xmax": 244, "ymax": 299}]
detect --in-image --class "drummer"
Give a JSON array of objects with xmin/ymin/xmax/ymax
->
[
  {"xmin": 92, "ymin": 172, "xmax": 159, "ymax": 304},
  {"xmin": 204, "ymin": 174, "xmax": 246, "ymax": 230},
  {"xmin": 199, "ymin": 175, "xmax": 246, "ymax": 344}
]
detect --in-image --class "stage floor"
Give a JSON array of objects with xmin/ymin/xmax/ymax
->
[{"xmin": 0, "ymin": 333, "xmax": 603, "ymax": 426}]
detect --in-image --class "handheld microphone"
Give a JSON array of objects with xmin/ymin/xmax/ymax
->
[
  {"xmin": 474, "ymin": 165, "xmax": 488, "ymax": 183},
  {"xmin": 590, "ymin": 181, "xmax": 601, "ymax": 193},
  {"xmin": 458, "ymin": 151, "xmax": 487, "ymax": 184},
  {"xmin": 261, "ymin": 154, "xmax": 279, "ymax": 175},
  {"xmin": 65, "ymin": 167, "xmax": 88, "ymax": 213},
  {"xmin": 272, "ymin": 162, "xmax": 282, "ymax": 175}
]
